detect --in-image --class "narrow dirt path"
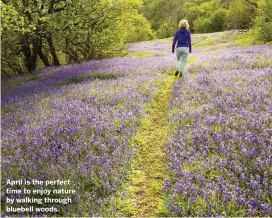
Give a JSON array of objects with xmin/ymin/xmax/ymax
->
[{"xmin": 117, "ymin": 75, "xmax": 177, "ymax": 217}]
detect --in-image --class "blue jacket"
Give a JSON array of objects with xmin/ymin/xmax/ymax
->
[{"xmin": 172, "ymin": 28, "xmax": 192, "ymax": 53}]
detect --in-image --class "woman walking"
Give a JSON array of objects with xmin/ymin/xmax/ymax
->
[{"xmin": 172, "ymin": 19, "xmax": 192, "ymax": 77}]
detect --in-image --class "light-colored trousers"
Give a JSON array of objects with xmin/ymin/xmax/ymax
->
[{"xmin": 176, "ymin": 47, "xmax": 189, "ymax": 73}]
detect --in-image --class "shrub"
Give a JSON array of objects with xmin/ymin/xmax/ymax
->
[
  {"xmin": 210, "ymin": 9, "xmax": 229, "ymax": 32},
  {"xmin": 253, "ymin": 0, "xmax": 272, "ymax": 43}
]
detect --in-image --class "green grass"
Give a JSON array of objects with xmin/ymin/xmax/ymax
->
[
  {"xmin": 235, "ymin": 30, "xmax": 263, "ymax": 46},
  {"xmin": 236, "ymin": 35, "xmax": 259, "ymax": 46},
  {"xmin": 193, "ymin": 31, "xmax": 239, "ymax": 49},
  {"xmin": 126, "ymin": 52, "xmax": 155, "ymax": 57},
  {"xmin": 2, "ymin": 73, "xmax": 43, "ymax": 90},
  {"xmin": 187, "ymin": 56, "xmax": 198, "ymax": 65},
  {"xmin": 59, "ymin": 72, "xmax": 123, "ymax": 86},
  {"xmin": 159, "ymin": 37, "xmax": 173, "ymax": 42},
  {"xmin": 114, "ymin": 75, "xmax": 176, "ymax": 217}
]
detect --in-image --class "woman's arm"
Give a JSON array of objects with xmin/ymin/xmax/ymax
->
[
  {"xmin": 172, "ymin": 32, "xmax": 178, "ymax": 53},
  {"xmin": 188, "ymin": 32, "xmax": 192, "ymax": 53}
]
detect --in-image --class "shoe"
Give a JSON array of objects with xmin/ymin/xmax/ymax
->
[{"xmin": 175, "ymin": 70, "xmax": 179, "ymax": 76}]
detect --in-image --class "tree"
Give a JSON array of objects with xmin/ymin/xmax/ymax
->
[
  {"xmin": 1, "ymin": 0, "xmax": 153, "ymax": 77},
  {"xmin": 142, "ymin": 0, "xmax": 186, "ymax": 38},
  {"xmin": 141, "ymin": 0, "xmax": 260, "ymax": 35},
  {"xmin": 228, "ymin": 0, "xmax": 256, "ymax": 30},
  {"xmin": 1, "ymin": 0, "xmax": 68, "ymax": 75},
  {"xmin": 210, "ymin": 8, "xmax": 229, "ymax": 31},
  {"xmin": 253, "ymin": 0, "xmax": 272, "ymax": 42}
]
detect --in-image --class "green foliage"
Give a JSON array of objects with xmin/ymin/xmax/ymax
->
[
  {"xmin": 235, "ymin": 0, "xmax": 272, "ymax": 44},
  {"xmin": 1, "ymin": 3, "xmax": 26, "ymax": 33},
  {"xmin": 58, "ymin": 0, "xmax": 152, "ymax": 60},
  {"xmin": 194, "ymin": 17, "xmax": 216, "ymax": 33},
  {"xmin": 142, "ymin": 0, "xmax": 186, "ymax": 38},
  {"xmin": 184, "ymin": 0, "xmax": 222, "ymax": 32},
  {"xmin": 228, "ymin": 0, "xmax": 256, "ymax": 30},
  {"xmin": 193, "ymin": 17, "xmax": 203, "ymax": 33},
  {"xmin": 202, "ymin": 18, "xmax": 212, "ymax": 33},
  {"xmin": 1, "ymin": 0, "xmax": 153, "ymax": 78},
  {"xmin": 124, "ymin": 14, "xmax": 154, "ymax": 43},
  {"xmin": 210, "ymin": 9, "xmax": 229, "ymax": 31},
  {"xmin": 2, "ymin": 0, "xmax": 269, "ymax": 78},
  {"xmin": 156, "ymin": 21, "xmax": 177, "ymax": 38},
  {"xmin": 194, "ymin": 17, "xmax": 213, "ymax": 33},
  {"xmin": 253, "ymin": 0, "xmax": 272, "ymax": 42},
  {"xmin": 142, "ymin": 0, "xmax": 259, "ymax": 36},
  {"xmin": 183, "ymin": 3, "xmax": 201, "ymax": 31},
  {"xmin": 235, "ymin": 29, "xmax": 261, "ymax": 46}
]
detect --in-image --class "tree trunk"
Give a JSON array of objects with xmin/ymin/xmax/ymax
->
[
  {"xmin": 38, "ymin": 49, "xmax": 50, "ymax": 66},
  {"xmin": 47, "ymin": 33, "xmax": 60, "ymax": 65},
  {"xmin": 20, "ymin": 37, "xmax": 37, "ymax": 72},
  {"xmin": 37, "ymin": 38, "xmax": 50, "ymax": 66},
  {"xmin": 31, "ymin": 43, "xmax": 38, "ymax": 71}
]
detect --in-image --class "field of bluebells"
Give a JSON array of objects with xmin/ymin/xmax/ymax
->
[
  {"xmin": 2, "ymin": 30, "xmax": 272, "ymax": 217},
  {"xmin": 1, "ymin": 56, "xmax": 175, "ymax": 216},
  {"xmin": 164, "ymin": 45, "xmax": 272, "ymax": 216}
]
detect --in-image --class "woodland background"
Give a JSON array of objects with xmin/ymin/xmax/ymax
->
[{"xmin": 1, "ymin": 0, "xmax": 271, "ymax": 78}]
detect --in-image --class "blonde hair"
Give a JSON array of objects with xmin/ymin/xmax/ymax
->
[{"xmin": 179, "ymin": 19, "xmax": 189, "ymax": 29}]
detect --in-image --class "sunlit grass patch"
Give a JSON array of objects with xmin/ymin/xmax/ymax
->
[
  {"xmin": 187, "ymin": 56, "xmax": 198, "ymax": 65},
  {"xmin": 193, "ymin": 31, "xmax": 239, "ymax": 49},
  {"xmin": 2, "ymin": 73, "xmax": 43, "ymax": 90},
  {"xmin": 26, "ymin": 73, "xmax": 42, "ymax": 81},
  {"xmin": 211, "ymin": 123, "xmax": 224, "ymax": 133},
  {"xmin": 126, "ymin": 52, "xmax": 155, "ymax": 57},
  {"xmin": 194, "ymin": 38, "xmax": 217, "ymax": 47},
  {"xmin": 235, "ymin": 30, "xmax": 263, "ymax": 46},
  {"xmin": 252, "ymin": 55, "xmax": 272, "ymax": 68},
  {"xmin": 158, "ymin": 37, "xmax": 172, "ymax": 42},
  {"xmin": 59, "ymin": 72, "xmax": 124, "ymax": 86},
  {"xmin": 192, "ymin": 34, "xmax": 209, "ymax": 45},
  {"xmin": 223, "ymin": 86, "xmax": 232, "ymax": 92}
]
